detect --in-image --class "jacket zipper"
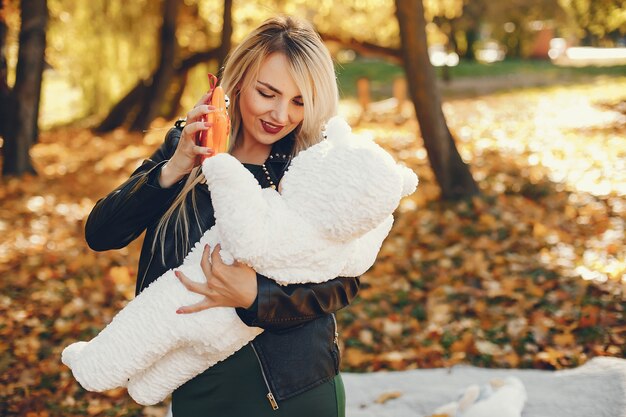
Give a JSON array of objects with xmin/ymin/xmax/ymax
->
[
  {"xmin": 250, "ymin": 342, "xmax": 279, "ymax": 410},
  {"xmin": 331, "ymin": 313, "xmax": 340, "ymax": 373}
]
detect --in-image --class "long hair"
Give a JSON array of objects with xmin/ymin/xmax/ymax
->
[{"xmin": 152, "ymin": 15, "xmax": 339, "ymax": 264}]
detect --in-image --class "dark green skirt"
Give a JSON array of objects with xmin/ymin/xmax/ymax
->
[{"xmin": 171, "ymin": 343, "xmax": 345, "ymax": 417}]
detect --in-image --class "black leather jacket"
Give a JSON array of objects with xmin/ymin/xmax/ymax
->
[{"xmin": 84, "ymin": 124, "xmax": 360, "ymax": 407}]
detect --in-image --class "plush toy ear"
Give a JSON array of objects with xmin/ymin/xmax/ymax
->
[
  {"xmin": 324, "ymin": 115, "xmax": 352, "ymax": 144},
  {"xmin": 398, "ymin": 164, "xmax": 419, "ymax": 197},
  {"xmin": 457, "ymin": 384, "xmax": 481, "ymax": 412}
]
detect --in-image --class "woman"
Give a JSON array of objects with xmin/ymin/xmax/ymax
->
[{"xmin": 85, "ymin": 16, "xmax": 359, "ymax": 416}]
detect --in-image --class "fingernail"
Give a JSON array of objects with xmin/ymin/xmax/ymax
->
[
  {"xmin": 175, "ymin": 271, "xmax": 180, "ymax": 278},
  {"xmin": 204, "ymin": 121, "xmax": 212, "ymax": 127},
  {"xmin": 206, "ymin": 148, "xmax": 213, "ymax": 154},
  {"xmin": 176, "ymin": 309, "xmax": 183, "ymax": 314}
]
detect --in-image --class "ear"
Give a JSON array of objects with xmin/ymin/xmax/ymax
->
[
  {"xmin": 398, "ymin": 164, "xmax": 418, "ymax": 197},
  {"xmin": 324, "ymin": 116, "xmax": 352, "ymax": 143},
  {"xmin": 457, "ymin": 384, "xmax": 481, "ymax": 412}
]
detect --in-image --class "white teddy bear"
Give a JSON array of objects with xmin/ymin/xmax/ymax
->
[
  {"xmin": 433, "ymin": 376, "xmax": 527, "ymax": 417},
  {"xmin": 62, "ymin": 116, "xmax": 418, "ymax": 405}
]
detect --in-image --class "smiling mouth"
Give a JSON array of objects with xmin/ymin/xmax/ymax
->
[{"xmin": 261, "ymin": 120, "xmax": 284, "ymax": 134}]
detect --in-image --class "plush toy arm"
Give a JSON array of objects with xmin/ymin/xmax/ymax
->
[
  {"xmin": 61, "ymin": 269, "xmax": 204, "ymax": 392},
  {"xmin": 339, "ymin": 216, "xmax": 394, "ymax": 277},
  {"xmin": 255, "ymin": 215, "xmax": 393, "ymax": 285},
  {"xmin": 127, "ymin": 308, "xmax": 263, "ymax": 405},
  {"xmin": 202, "ymin": 154, "xmax": 272, "ymax": 257},
  {"xmin": 61, "ymin": 234, "xmax": 215, "ymax": 393},
  {"xmin": 127, "ymin": 346, "xmax": 215, "ymax": 405}
]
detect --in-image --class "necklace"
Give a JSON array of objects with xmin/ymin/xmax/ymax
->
[{"xmin": 261, "ymin": 163, "xmax": 277, "ymax": 190}]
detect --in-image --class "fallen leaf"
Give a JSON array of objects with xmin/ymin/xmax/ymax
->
[{"xmin": 375, "ymin": 391, "xmax": 402, "ymax": 404}]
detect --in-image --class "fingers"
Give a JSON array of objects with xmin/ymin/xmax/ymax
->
[
  {"xmin": 192, "ymin": 145, "xmax": 214, "ymax": 156},
  {"xmin": 181, "ymin": 121, "xmax": 212, "ymax": 142},
  {"xmin": 187, "ymin": 104, "xmax": 216, "ymax": 123},
  {"xmin": 176, "ymin": 298, "xmax": 213, "ymax": 314},
  {"xmin": 210, "ymin": 244, "xmax": 225, "ymax": 277},
  {"xmin": 174, "ymin": 270, "xmax": 206, "ymax": 295},
  {"xmin": 210, "ymin": 244, "xmax": 222, "ymax": 264},
  {"xmin": 200, "ymin": 244, "xmax": 212, "ymax": 276}
]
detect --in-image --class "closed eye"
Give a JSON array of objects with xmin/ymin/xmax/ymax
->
[
  {"xmin": 257, "ymin": 89, "xmax": 273, "ymax": 99},
  {"xmin": 258, "ymin": 89, "xmax": 304, "ymax": 107}
]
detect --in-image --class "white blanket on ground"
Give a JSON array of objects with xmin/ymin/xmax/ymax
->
[{"xmin": 342, "ymin": 356, "xmax": 626, "ymax": 417}]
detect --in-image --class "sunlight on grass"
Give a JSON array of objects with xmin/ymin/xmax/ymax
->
[
  {"xmin": 445, "ymin": 78, "xmax": 626, "ymax": 197},
  {"xmin": 346, "ymin": 79, "xmax": 626, "ymax": 286},
  {"xmin": 447, "ymin": 80, "xmax": 626, "ymax": 284}
]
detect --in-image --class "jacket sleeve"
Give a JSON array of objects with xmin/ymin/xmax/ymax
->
[
  {"xmin": 236, "ymin": 273, "xmax": 360, "ymax": 331},
  {"xmin": 85, "ymin": 127, "xmax": 187, "ymax": 251}
]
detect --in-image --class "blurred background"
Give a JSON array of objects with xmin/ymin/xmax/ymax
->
[{"xmin": 0, "ymin": 0, "xmax": 624, "ymax": 416}]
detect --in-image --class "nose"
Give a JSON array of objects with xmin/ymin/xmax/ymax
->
[{"xmin": 270, "ymin": 99, "xmax": 289, "ymax": 125}]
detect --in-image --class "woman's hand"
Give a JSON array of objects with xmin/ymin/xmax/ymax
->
[
  {"xmin": 175, "ymin": 244, "xmax": 258, "ymax": 313},
  {"xmin": 159, "ymin": 92, "xmax": 216, "ymax": 188}
]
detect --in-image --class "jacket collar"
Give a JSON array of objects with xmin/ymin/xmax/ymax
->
[{"xmin": 267, "ymin": 133, "xmax": 295, "ymax": 164}]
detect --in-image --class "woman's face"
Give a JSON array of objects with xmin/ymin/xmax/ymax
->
[{"xmin": 238, "ymin": 52, "xmax": 305, "ymax": 147}]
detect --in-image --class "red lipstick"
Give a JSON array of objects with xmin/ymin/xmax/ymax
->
[{"xmin": 261, "ymin": 120, "xmax": 284, "ymax": 134}]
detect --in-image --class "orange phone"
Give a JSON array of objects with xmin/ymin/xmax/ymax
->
[{"xmin": 196, "ymin": 73, "xmax": 230, "ymax": 163}]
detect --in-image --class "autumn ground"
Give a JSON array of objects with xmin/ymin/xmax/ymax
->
[{"xmin": 1, "ymin": 77, "xmax": 625, "ymax": 416}]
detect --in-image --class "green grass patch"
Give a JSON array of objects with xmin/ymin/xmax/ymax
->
[
  {"xmin": 335, "ymin": 57, "xmax": 626, "ymax": 99},
  {"xmin": 335, "ymin": 58, "xmax": 404, "ymax": 99}
]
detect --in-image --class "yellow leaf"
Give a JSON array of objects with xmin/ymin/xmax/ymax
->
[
  {"xmin": 450, "ymin": 332, "xmax": 474, "ymax": 353},
  {"xmin": 533, "ymin": 223, "xmax": 548, "ymax": 238},
  {"xmin": 343, "ymin": 348, "xmax": 373, "ymax": 368},
  {"xmin": 502, "ymin": 351, "xmax": 521, "ymax": 368},
  {"xmin": 109, "ymin": 266, "xmax": 132, "ymax": 285},
  {"xmin": 527, "ymin": 281, "xmax": 545, "ymax": 298},
  {"xmin": 553, "ymin": 333, "xmax": 576, "ymax": 346},
  {"xmin": 103, "ymin": 387, "xmax": 126, "ymax": 399},
  {"xmin": 479, "ymin": 213, "xmax": 497, "ymax": 227},
  {"xmin": 375, "ymin": 391, "xmax": 402, "ymax": 404},
  {"xmin": 87, "ymin": 399, "xmax": 106, "ymax": 415},
  {"xmin": 535, "ymin": 347, "xmax": 565, "ymax": 368}
]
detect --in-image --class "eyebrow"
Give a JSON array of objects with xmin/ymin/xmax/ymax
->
[{"xmin": 257, "ymin": 81, "xmax": 302, "ymax": 99}]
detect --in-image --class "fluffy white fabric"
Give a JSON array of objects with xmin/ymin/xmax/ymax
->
[
  {"xmin": 434, "ymin": 376, "xmax": 527, "ymax": 417},
  {"xmin": 342, "ymin": 357, "xmax": 625, "ymax": 417},
  {"xmin": 62, "ymin": 116, "xmax": 418, "ymax": 405}
]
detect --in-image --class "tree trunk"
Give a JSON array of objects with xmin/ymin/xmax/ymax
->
[
  {"xmin": 0, "ymin": 6, "xmax": 10, "ymax": 138},
  {"xmin": 2, "ymin": 0, "xmax": 47, "ymax": 177},
  {"xmin": 217, "ymin": 0, "xmax": 233, "ymax": 75},
  {"xmin": 95, "ymin": 47, "xmax": 220, "ymax": 133},
  {"xmin": 129, "ymin": 0, "xmax": 180, "ymax": 132},
  {"xmin": 94, "ymin": 82, "xmax": 149, "ymax": 133},
  {"xmin": 164, "ymin": 72, "xmax": 188, "ymax": 120},
  {"xmin": 319, "ymin": 32, "xmax": 402, "ymax": 63},
  {"xmin": 395, "ymin": 0, "xmax": 479, "ymax": 200},
  {"xmin": 448, "ymin": 20, "xmax": 459, "ymax": 57},
  {"xmin": 465, "ymin": 28, "xmax": 477, "ymax": 60}
]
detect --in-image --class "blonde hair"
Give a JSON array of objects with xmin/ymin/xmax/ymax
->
[{"xmin": 152, "ymin": 15, "xmax": 339, "ymax": 264}]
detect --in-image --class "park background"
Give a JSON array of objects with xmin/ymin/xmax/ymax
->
[{"xmin": 0, "ymin": 0, "xmax": 625, "ymax": 416}]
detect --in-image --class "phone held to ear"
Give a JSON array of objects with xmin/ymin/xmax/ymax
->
[{"xmin": 196, "ymin": 73, "xmax": 231, "ymax": 164}]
